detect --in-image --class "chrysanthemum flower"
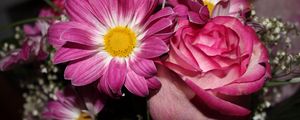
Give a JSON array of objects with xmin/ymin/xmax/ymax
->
[
  {"xmin": 204, "ymin": 0, "xmax": 250, "ymax": 18},
  {"xmin": 48, "ymin": 0, "xmax": 174, "ymax": 97},
  {"xmin": 43, "ymin": 86, "xmax": 105, "ymax": 120},
  {"xmin": 168, "ymin": 0, "xmax": 250, "ymax": 24}
]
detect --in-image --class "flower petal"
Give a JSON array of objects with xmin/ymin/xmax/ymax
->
[
  {"xmin": 43, "ymin": 101, "xmax": 79, "ymax": 119},
  {"xmin": 0, "ymin": 50, "xmax": 21, "ymax": 71},
  {"xmin": 137, "ymin": 37, "xmax": 169, "ymax": 59},
  {"xmin": 184, "ymin": 39, "xmax": 221, "ymax": 72},
  {"xmin": 144, "ymin": 18, "xmax": 173, "ymax": 37},
  {"xmin": 188, "ymin": 11, "xmax": 206, "ymax": 24},
  {"xmin": 53, "ymin": 46, "xmax": 98, "ymax": 64},
  {"xmin": 65, "ymin": 0, "xmax": 100, "ymax": 28},
  {"xmin": 144, "ymin": 7, "xmax": 174, "ymax": 27},
  {"xmin": 148, "ymin": 65, "xmax": 208, "ymax": 120},
  {"xmin": 125, "ymin": 69, "xmax": 149, "ymax": 97},
  {"xmin": 76, "ymin": 86, "xmax": 106, "ymax": 115},
  {"xmin": 61, "ymin": 28, "xmax": 101, "ymax": 46},
  {"xmin": 188, "ymin": 64, "xmax": 240, "ymax": 90},
  {"xmin": 106, "ymin": 58, "xmax": 127, "ymax": 95},
  {"xmin": 98, "ymin": 76, "xmax": 115, "ymax": 97},
  {"xmin": 129, "ymin": 56, "xmax": 156, "ymax": 78},
  {"xmin": 215, "ymin": 76, "xmax": 266, "ymax": 96},
  {"xmin": 64, "ymin": 53, "xmax": 108, "ymax": 86},
  {"xmin": 87, "ymin": 0, "xmax": 115, "ymax": 27},
  {"xmin": 48, "ymin": 22, "xmax": 96, "ymax": 48},
  {"xmin": 147, "ymin": 76, "xmax": 161, "ymax": 90},
  {"xmin": 185, "ymin": 79, "xmax": 251, "ymax": 116}
]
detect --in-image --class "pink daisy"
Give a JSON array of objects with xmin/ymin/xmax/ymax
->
[
  {"xmin": 43, "ymin": 86, "xmax": 105, "ymax": 120},
  {"xmin": 48, "ymin": 0, "xmax": 174, "ymax": 97}
]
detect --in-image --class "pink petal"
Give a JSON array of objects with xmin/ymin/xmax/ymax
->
[
  {"xmin": 144, "ymin": 7, "xmax": 174, "ymax": 27},
  {"xmin": 125, "ymin": 69, "xmax": 149, "ymax": 97},
  {"xmin": 106, "ymin": 58, "xmax": 127, "ymax": 95},
  {"xmin": 153, "ymin": 32, "xmax": 174, "ymax": 43},
  {"xmin": 185, "ymin": 79, "xmax": 251, "ymax": 116},
  {"xmin": 173, "ymin": 5, "xmax": 189, "ymax": 17},
  {"xmin": 129, "ymin": 57, "xmax": 156, "ymax": 78},
  {"xmin": 216, "ymin": 75, "xmax": 266, "ymax": 96},
  {"xmin": 98, "ymin": 76, "xmax": 115, "ymax": 97},
  {"xmin": 137, "ymin": 37, "xmax": 169, "ymax": 59},
  {"xmin": 76, "ymin": 86, "xmax": 106, "ymax": 115},
  {"xmin": 53, "ymin": 46, "xmax": 98, "ymax": 64},
  {"xmin": 164, "ymin": 61, "xmax": 200, "ymax": 77},
  {"xmin": 166, "ymin": 39, "xmax": 200, "ymax": 74},
  {"xmin": 212, "ymin": 0, "xmax": 230, "ymax": 17},
  {"xmin": 64, "ymin": 53, "xmax": 107, "ymax": 86},
  {"xmin": 0, "ymin": 50, "xmax": 21, "ymax": 71},
  {"xmin": 212, "ymin": 16, "xmax": 253, "ymax": 57},
  {"xmin": 188, "ymin": 64, "xmax": 240, "ymax": 90},
  {"xmin": 20, "ymin": 40, "xmax": 31, "ymax": 60},
  {"xmin": 87, "ymin": 0, "xmax": 115, "ymax": 27},
  {"xmin": 147, "ymin": 76, "xmax": 162, "ymax": 90},
  {"xmin": 187, "ymin": 11, "xmax": 206, "ymax": 24},
  {"xmin": 212, "ymin": 0, "xmax": 250, "ymax": 18},
  {"xmin": 234, "ymin": 35, "xmax": 269, "ymax": 83},
  {"xmin": 184, "ymin": 39, "xmax": 221, "ymax": 72},
  {"xmin": 144, "ymin": 18, "xmax": 173, "ymax": 37},
  {"xmin": 23, "ymin": 24, "xmax": 40, "ymax": 35},
  {"xmin": 65, "ymin": 0, "xmax": 100, "ymax": 28},
  {"xmin": 61, "ymin": 28, "xmax": 100, "ymax": 46},
  {"xmin": 48, "ymin": 22, "xmax": 95, "ymax": 49},
  {"xmin": 132, "ymin": 0, "xmax": 158, "ymax": 24},
  {"xmin": 234, "ymin": 64, "xmax": 266, "ymax": 83},
  {"xmin": 148, "ymin": 65, "xmax": 209, "ymax": 120},
  {"xmin": 44, "ymin": 101, "xmax": 78, "ymax": 119}
]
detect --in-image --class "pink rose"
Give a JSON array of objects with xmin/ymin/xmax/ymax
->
[{"xmin": 149, "ymin": 16, "xmax": 270, "ymax": 119}]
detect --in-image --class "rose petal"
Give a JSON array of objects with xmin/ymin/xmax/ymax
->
[
  {"xmin": 185, "ymin": 79, "xmax": 251, "ymax": 116},
  {"xmin": 216, "ymin": 76, "xmax": 266, "ymax": 95},
  {"xmin": 184, "ymin": 39, "xmax": 221, "ymax": 72},
  {"xmin": 148, "ymin": 65, "xmax": 208, "ymax": 120},
  {"xmin": 188, "ymin": 64, "xmax": 240, "ymax": 89}
]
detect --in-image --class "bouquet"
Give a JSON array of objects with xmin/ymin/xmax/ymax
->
[{"xmin": 1, "ymin": 0, "xmax": 300, "ymax": 119}]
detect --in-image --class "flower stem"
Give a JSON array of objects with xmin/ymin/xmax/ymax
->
[
  {"xmin": 42, "ymin": 0, "xmax": 63, "ymax": 13},
  {"xmin": 0, "ymin": 16, "xmax": 59, "ymax": 31},
  {"xmin": 161, "ymin": 0, "xmax": 166, "ymax": 8},
  {"xmin": 266, "ymin": 77, "xmax": 300, "ymax": 87}
]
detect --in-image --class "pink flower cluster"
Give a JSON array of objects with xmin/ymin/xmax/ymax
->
[{"xmin": 7, "ymin": 0, "xmax": 270, "ymax": 119}]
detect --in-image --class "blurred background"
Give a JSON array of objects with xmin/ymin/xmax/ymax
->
[{"xmin": 0, "ymin": 0, "xmax": 300, "ymax": 119}]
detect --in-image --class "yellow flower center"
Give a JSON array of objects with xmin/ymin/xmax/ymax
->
[
  {"xmin": 104, "ymin": 26, "xmax": 137, "ymax": 57},
  {"xmin": 77, "ymin": 112, "xmax": 92, "ymax": 120},
  {"xmin": 203, "ymin": 0, "xmax": 215, "ymax": 15}
]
